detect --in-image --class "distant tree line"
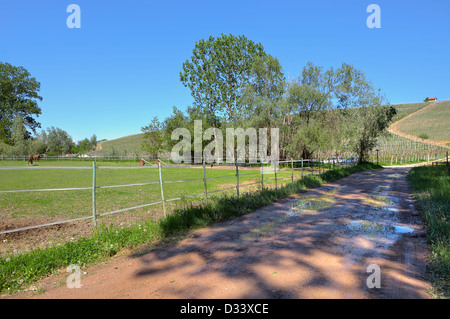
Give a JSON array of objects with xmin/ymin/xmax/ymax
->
[{"xmin": 142, "ymin": 34, "xmax": 396, "ymax": 164}]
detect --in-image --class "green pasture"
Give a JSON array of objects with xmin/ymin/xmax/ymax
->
[{"xmin": 0, "ymin": 163, "xmax": 321, "ymax": 225}]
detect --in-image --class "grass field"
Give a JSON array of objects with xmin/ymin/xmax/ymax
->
[
  {"xmin": 397, "ymin": 101, "xmax": 450, "ymax": 141},
  {"xmin": 0, "ymin": 160, "xmax": 332, "ymax": 253}
]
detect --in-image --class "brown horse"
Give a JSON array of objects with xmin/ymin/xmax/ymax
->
[{"xmin": 28, "ymin": 154, "xmax": 40, "ymax": 166}]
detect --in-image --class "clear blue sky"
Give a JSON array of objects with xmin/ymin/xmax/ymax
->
[{"xmin": 1, "ymin": 0, "xmax": 449, "ymax": 142}]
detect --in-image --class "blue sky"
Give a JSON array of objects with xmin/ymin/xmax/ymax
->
[{"xmin": 1, "ymin": 0, "xmax": 449, "ymax": 142}]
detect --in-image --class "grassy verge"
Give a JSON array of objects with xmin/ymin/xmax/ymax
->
[
  {"xmin": 407, "ymin": 165, "xmax": 450, "ymax": 298},
  {"xmin": 0, "ymin": 162, "xmax": 381, "ymax": 294}
]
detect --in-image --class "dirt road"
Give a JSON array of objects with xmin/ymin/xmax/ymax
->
[{"xmin": 15, "ymin": 167, "xmax": 431, "ymax": 299}]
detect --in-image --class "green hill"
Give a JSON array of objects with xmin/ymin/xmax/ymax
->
[
  {"xmin": 96, "ymin": 133, "xmax": 145, "ymax": 156},
  {"xmin": 390, "ymin": 102, "xmax": 428, "ymax": 123},
  {"xmin": 397, "ymin": 100, "xmax": 450, "ymax": 141}
]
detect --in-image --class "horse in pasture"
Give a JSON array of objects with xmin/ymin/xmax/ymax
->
[
  {"xmin": 28, "ymin": 154, "xmax": 40, "ymax": 166},
  {"xmin": 28, "ymin": 155, "xmax": 34, "ymax": 166}
]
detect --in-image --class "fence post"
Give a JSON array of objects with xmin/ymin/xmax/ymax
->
[
  {"xmin": 261, "ymin": 162, "xmax": 264, "ymax": 190},
  {"xmin": 92, "ymin": 161, "xmax": 97, "ymax": 228},
  {"xmin": 312, "ymin": 159, "xmax": 314, "ymax": 176},
  {"xmin": 202, "ymin": 158, "xmax": 208, "ymax": 201},
  {"xmin": 235, "ymin": 160, "xmax": 240, "ymax": 197},
  {"xmin": 274, "ymin": 160, "xmax": 278, "ymax": 189},
  {"xmin": 301, "ymin": 159, "xmax": 304, "ymax": 179},
  {"xmin": 158, "ymin": 161, "xmax": 167, "ymax": 217},
  {"xmin": 291, "ymin": 158, "xmax": 294, "ymax": 182}
]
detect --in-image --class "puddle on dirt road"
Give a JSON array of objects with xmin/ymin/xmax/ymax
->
[
  {"xmin": 346, "ymin": 220, "xmax": 414, "ymax": 236},
  {"xmin": 240, "ymin": 187, "xmax": 342, "ymax": 241},
  {"xmin": 288, "ymin": 186, "xmax": 343, "ymax": 216},
  {"xmin": 363, "ymin": 195, "xmax": 394, "ymax": 208},
  {"xmin": 288, "ymin": 196, "xmax": 335, "ymax": 216},
  {"xmin": 393, "ymin": 224, "xmax": 414, "ymax": 234}
]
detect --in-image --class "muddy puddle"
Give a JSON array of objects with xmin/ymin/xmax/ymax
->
[
  {"xmin": 288, "ymin": 186, "xmax": 342, "ymax": 216},
  {"xmin": 240, "ymin": 187, "xmax": 341, "ymax": 241},
  {"xmin": 346, "ymin": 220, "xmax": 414, "ymax": 236}
]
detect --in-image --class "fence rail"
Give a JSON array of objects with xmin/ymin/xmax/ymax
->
[
  {"xmin": 0, "ymin": 158, "xmax": 356, "ymax": 235},
  {"xmin": 0, "ymin": 155, "xmax": 165, "ymax": 162}
]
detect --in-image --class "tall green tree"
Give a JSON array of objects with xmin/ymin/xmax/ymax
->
[
  {"xmin": 241, "ymin": 55, "xmax": 285, "ymax": 128},
  {"xmin": 72, "ymin": 134, "xmax": 97, "ymax": 154},
  {"xmin": 141, "ymin": 117, "xmax": 164, "ymax": 157},
  {"xmin": 332, "ymin": 64, "xmax": 396, "ymax": 163},
  {"xmin": 10, "ymin": 114, "xmax": 29, "ymax": 155},
  {"xmin": 283, "ymin": 62, "xmax": 334, "ymax": 158},
  {"xmin": 0, "ymin": 62, "xmax": 42, "ymax": 143},
  {"xmin": 278, "ymin": 62, "xmax": 394, "ymax": 161},
  {"xmin": 46, "ymin": 127, "xmax": 75, "ymax": 155},
  {"xmin": 180, "ymin": 34, "xmax": 267, "ymax": 124},
  {"xmin": 29, "ymin": 130, "xmax": 48, "ymax": 155}
]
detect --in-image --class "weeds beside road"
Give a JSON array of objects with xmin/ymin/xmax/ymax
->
[{"xmin": 408, "ymin": 165, "xmax": 450, "ymax": 298}]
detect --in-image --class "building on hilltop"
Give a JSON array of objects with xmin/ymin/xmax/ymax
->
[{"xmin": 424, "ymin": 97, "xmax": 437, "ymax": 102}]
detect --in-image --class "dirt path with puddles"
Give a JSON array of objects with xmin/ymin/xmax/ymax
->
[{"xmin": 18, "ymin": 167, "xmax": 431, "ymax": 299}]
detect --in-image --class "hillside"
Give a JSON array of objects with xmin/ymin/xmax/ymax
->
[
  {"xmin": 396, "ymin": 100, "xmax": 450, "ymax": 142},
  {"xmin": 390, "ymin": 102, "xmax": 428, "ymax": 123},
  {"xmin": 96, "ymin": 133, "xmax": 145, "ymax": 156},
  {"xmin": 388, "ymin": 100, "xmax": 450, "ymax": 150}
]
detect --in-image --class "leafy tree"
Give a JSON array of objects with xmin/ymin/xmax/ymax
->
[
  {"xmin": 333, "ymin": 64, "xmax": 396, "ymax": 163},
  {"xmin": 239, "ymin": 54, "xmax": 286, "ymax": 159},
  {"xmin": 241, "ymin": 55, "xmax": 285, "ymax": 127},
  {"xmin": 70, "ymin": 134, "xmax": 98, "ymax": 154},
  {"xmin": 10, "ymin": 114, "xmax": 30, "ymax": 155},
  {"xmin": 72, "ymin": 138, "xmax": 90, "ymax": 154},
  {"xmin": 162, "ymin": 106, "xmax": 190, "ymax": 152},
  {"xmin": 283, "ymin": 62, "xmax": 334, "ymax": 158},
  {"xmin": 89, "ymin": 134, "xmax": 97, "ymax": 149},
  {"xmin": 276, "ymin": 62, "xmax": 393, "ymax": 161},
  {"xmin": 29, "ymin": 130, "xmax": 48, "ymax": 155},
  {"xmin": 180, "ymin": 34, "xmax": 267, "ymax": 124},
  {"xmin": 141, "ymin": 117, "xmax": 163, "ymax": 157},
  {"xmin": 0, "ymin": 62, "xmax": 42, "ymax": 143},
  {"xmin": 46, "ymin": 127, "xmax": 75, "ymax": 155}
]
